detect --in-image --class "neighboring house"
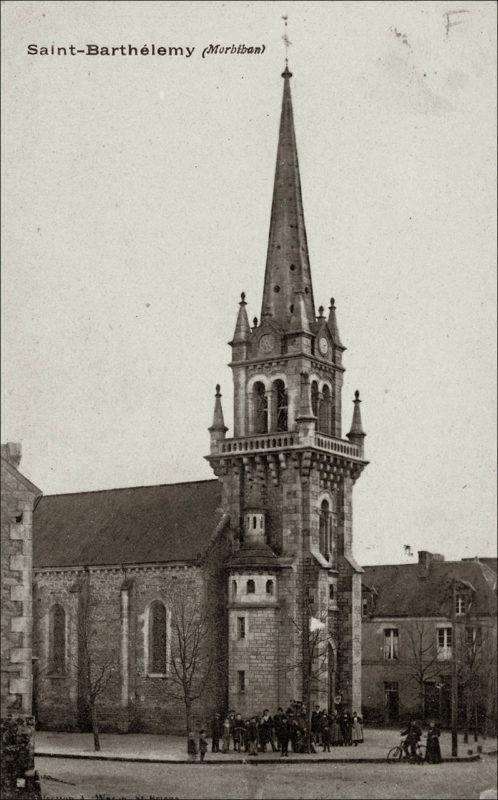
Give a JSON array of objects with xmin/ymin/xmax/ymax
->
[
  {"xmin": 361, "ymin": 551, "xmax": 497, "ymax": 734},
  {"xmin": 1, "ymin": 442, "xmax": 42, "ymax": 798},
  {"xmin": 31, "ymin": 64, "xmax": 368, "ymax": 734}
]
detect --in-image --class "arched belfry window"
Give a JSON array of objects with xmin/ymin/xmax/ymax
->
[
  {"xmin": 273, "ymin": 379, "xmax": 288, "ymax": 432},
  {"xmin": 253, "ymin": 382, "xmax": 268, "ymax": 434},
  {"xmin": 149, "ymin": 600, "xmax": 167, "ymax": 674},
  {"xmin": 319, "ymin": 385, "xmax": 332, "ymax": 435},
  {"xmin": 319, "ymin": 500, "xmax": 331, "ymax": 561},
  {"xmin": 311, "ymin": 381, "xmax": 319, "ymax": 419},
  {"xmin": 246, "ymin": 579, "xmax": 255, "ymax": 594},
  {"xmin": 266, "ymin": 579, "xmax": 274, "ymax": 596},
  {"xmin": 50, "ymin": 604, "xmax": 66, "ymax": 674}
]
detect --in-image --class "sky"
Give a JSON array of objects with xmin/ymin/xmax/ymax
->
[{"xmin": 1, "ymin": 0, "xmax": 496, "ymax": 565}]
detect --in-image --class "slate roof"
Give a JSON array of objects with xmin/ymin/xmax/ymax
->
[
  {"xmin": 228, "ymin": 542, "xmax": 280, "ymax": 570},
  {"xmin": 362, "ymin": 559, "xmax": 497, "ymax": 618},
  {"xmin": 33, "ymin": 479, "xmax": 222, "ymax": 568},
  {"xmin": 463, "ymin": 557, "xmax": 497, "ymax": 574}
]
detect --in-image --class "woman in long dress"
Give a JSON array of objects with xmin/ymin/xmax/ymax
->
[
  {"xmin": 330, "ymin": 712, "xmax": 343, "ymax": 746},
  {"xmin": 351, "ymin": 712, "xmax": 364, "ymax": 746},
  {"xmin": 425, "ymin": 722, "xmax": 442, "ymax": 763}
]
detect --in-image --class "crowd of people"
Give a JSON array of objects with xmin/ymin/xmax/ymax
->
[{"xmin": 187, "ymin": 700, "xmax": 364, "ymax": 761}]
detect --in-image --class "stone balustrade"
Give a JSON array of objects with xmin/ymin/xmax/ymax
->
[{"xmin": 218, "ymin": 430, "xmax": 362, "ymax": 460}]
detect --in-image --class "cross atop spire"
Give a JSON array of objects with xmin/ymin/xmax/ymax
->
[
  {"xmin": 281, "ymin": 14, "xmax": 291, "ymax": 68},
  {"xmin": 260, "ymin": 61, "xmax": 315, "ymax": 329}
]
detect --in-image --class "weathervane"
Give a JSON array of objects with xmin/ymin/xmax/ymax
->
[{"xmin": 281, "ymin": 14, "xmax": 291, "ymax": 66}]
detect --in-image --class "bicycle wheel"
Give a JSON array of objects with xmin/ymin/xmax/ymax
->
[{"xmin": 387, "ymin": 745, "xmax": 403, "ymax": 762}]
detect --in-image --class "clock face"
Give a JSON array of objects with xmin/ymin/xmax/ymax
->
[
  {"xmin": 318, "ymin": 337, "xmax": 329, "ymax": 356},
  {"xmin": 259, "ymin": 334, "xmax": 274, "ymax": 354}
]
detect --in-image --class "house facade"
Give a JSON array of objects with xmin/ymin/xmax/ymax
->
[{"xmin": 361, "ymin": 551, "xmax": 497, "ymax": 734}]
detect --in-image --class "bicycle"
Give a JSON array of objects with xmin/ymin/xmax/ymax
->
[{"xmin": 387, "ymin": 739, "xmax": 426, "ymax": 764}]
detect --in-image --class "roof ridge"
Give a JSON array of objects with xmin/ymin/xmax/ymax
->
[{"xmin": 40, "ymin": 478, "xmax": 219, "ymax": 499}]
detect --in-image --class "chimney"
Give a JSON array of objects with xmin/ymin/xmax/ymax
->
[
  {"xmin": 418, "ymin": 550, "xmax": 445, "ymax": 578},
  {"xmin": 1, "ymin": 442, "xmax": 22, "ymax": 469}
]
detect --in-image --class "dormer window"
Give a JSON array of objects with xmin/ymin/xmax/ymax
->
[{"xmin": 456, "ymin": 595, "xmax": 466, "ymax": 615}]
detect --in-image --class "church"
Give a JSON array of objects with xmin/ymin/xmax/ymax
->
[{"xmin": 32, "ymin": 65, "xmax": 368, "ymax": 734}]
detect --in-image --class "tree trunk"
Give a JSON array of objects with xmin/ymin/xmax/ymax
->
[
  {"xmin": 463, "ymin": 694, "xmax": 470, "ymax": 744},
  {"xmin": 420, "ymin": 683, "xmax": 425, "ymax": 721},
  {"xmin": 185, "ymin": 696, "xmax": 192, "ymax": 750},
  {"xmin": 91, "ymin": 702, "xmax": 101, "ymax": 752},
  {"xmin": 473, "ymin": 704, "xmax": 478, "ymax": 742}
]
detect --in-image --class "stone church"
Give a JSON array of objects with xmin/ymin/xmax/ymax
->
[{"xmin": 32, "ymin": 66, "xmax": 368, "ymax": 733}]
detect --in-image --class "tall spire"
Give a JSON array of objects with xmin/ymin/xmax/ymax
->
[{"xmin": 261, "ymin": 67, "xmax": 315, "ymax": 328}]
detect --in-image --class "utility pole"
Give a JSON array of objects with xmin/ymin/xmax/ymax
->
[{"xmin": 451, "ymin": 577, "xmax": 458, "ymax": 757}]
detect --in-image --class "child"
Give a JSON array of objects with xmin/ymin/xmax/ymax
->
[
  {"xmin": 199, "ymin": 728, "xmax": 208, "ymax": 763},
  {"xmin": 187, "ymin": 731, "xmax": 197, "ymax": 762},
  {"xmin": 352, "ymin": 711, "xmax": 363, "ymax": 746},
  {"xmin": 322, "ymin": 715, "xmax": 331, "ymax": 752},
  {"xmin": 221, "ymin": 716, "xmax": 231, "ymax": 753}
]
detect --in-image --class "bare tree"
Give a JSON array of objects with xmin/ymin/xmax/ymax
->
[
  {"xmin": 164, "ymin": 574, "xmax": 222, "ymax": 740},
  {"xmin": 458, "ymin": 622, "xmax": 496, "ymax": 742},
  {"xmin": 404, "ymin": 619, "xmax": 442, "ymax": 718},
  {"xmin": 283, "ymin": 597, "xmax": 337, "ymax": 753},
  {"xmin": 75, "ymin": 581, "xmax": 119, "ymax": 751}
]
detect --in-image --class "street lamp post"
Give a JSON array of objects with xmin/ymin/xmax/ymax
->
[{"xmin": 451, "ymin": 578, "xmax": 458, "ymax": 757}]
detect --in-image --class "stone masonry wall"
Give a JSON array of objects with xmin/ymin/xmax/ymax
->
[
  {"xmin": 1, "ymin": 462, "xmax": 38, "ymax": 717},
  {"xmin": 33, "ymin": 564, "xmax": 219, "ymax": 734},
  {"xmin": 1, "ymin": 447, "xmax": 41, "ymax": 799}
]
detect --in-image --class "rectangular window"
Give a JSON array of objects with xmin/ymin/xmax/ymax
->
[
  {"xmin": 237, "ymin": 617, "xmax": 245, "ymax": 639},
  {"xmin": 437, "ymin": 626, "xmax": 452, "ymax": 660},
  {"xmin": 456, "ymin": 595, "xmax": 466, "ymax": 615},
  {"xmin": 465, "ymin": 626, "xmax": 481, "ymax": 647},
  {"xmin": 383, "ymin": 628, "xmax": 399, "ymax": 660},
  {"xmin": 237, "ymin": 670, "xmax": 245, "ymax": 693}
]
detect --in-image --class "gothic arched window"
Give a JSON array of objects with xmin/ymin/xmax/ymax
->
[
  {"xmin": 149, "ymin": 601, "xmax": 167, "ymax": 674},
  {"xmin": 253, "ymin": 382, "xmax": 268, "ymax": 434},
  {"xmin": 273, "ymin": 379, "xmax": 288, "ymax": 432},
  {"xmin": 311, "ymin": 381, "xmax": 319, "ymax": 419},
  {"xmin": 319, "ymin": 385, "xmax": 332, "ymax": 435},
  {"xmin": 50, "ymin": 604, "xmax": 66, "ymax": 674},
  {"xmin": 246, "ymin": 579, "xmax": 255, "ymax": 594},
  {"xmin": 266, "ymin": 580, "xmax": 274, "ymax": 596},
  {"xmin": 319, "ymin": 500, "xmax": 331, "ymax": 560}
]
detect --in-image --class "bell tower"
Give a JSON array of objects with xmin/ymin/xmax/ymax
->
[{"xmin": 207, "ymin": 65, "xmax": 368, "ymax": 714}]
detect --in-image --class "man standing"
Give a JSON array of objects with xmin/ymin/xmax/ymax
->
[
  {"xmin": 228, "ymin": 709, "xmax": 236, "ymax": 751},
  {"xmin": 246, "ymin": 717, "xmax": 259, "ymax": 756},
  {"xmin": 279, "ymin": 714, "xmax": 290, "ymax": 758},
  {"xmin": 273, "ymin": 707, "xmax": 284, "ymax": 751},
  {"xmin": 211, "ymin": 713, "xmax": 222, "ymax": 753},
  {"xmin": 259, "ymin": 709, "xmax": 277, "ymax": 752},
  {"xmin": 401, "ymin": 721, "xmax": 422, "ymax": 760},
  {"xmin": 233, "ymin": 713, "xmax": 246, "ymax": 753},
  {"xmin": 311, "ymin": 704, "xmax": 321, "ymax": 747}
]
